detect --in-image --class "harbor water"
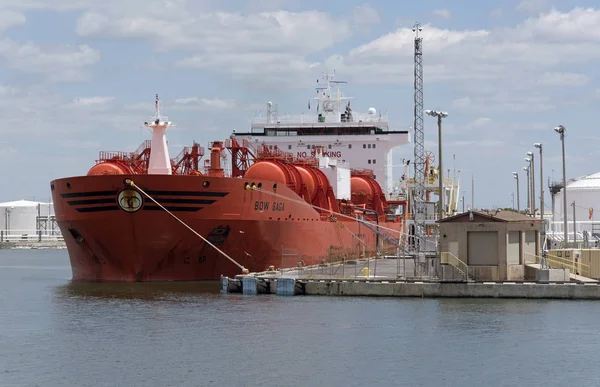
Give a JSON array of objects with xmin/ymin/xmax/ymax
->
[{"xmin": 1, "ymin": 249, "xmax": 600, "ymax": 386}]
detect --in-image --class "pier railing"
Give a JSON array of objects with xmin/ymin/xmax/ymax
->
[
  {"xmin": 440, "ymin": 252, "xmax": 469, "ymax": 280},
  {"xmin": 524, "ymin": 252, "xmax": 590, "ymax": 277},
  {"xmin": 0, "ymin": 229, "xmax": 64, "ymax": 243}
]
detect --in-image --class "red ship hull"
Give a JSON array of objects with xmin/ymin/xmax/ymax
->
[{"xmin": 51, "ymin": 174, "xmax": 403, "ymax": 282}]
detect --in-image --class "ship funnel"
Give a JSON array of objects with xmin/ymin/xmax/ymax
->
[{"xmin": 208, "ymin": 141, "xmax": 224, "ymax": 177}]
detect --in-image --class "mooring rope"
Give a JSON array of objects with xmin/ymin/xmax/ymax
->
[{"xmin": 125, "ymin": 179, "xmax": 248, "ymax": 274}]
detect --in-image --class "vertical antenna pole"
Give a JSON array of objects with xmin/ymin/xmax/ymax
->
[{"xmin": 412, "ymin": 22, "xmax": 427, "ymax": 277}]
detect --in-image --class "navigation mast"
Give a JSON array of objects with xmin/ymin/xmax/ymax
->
[
  {"xmin": 412, "ymin": 23, "xmax": 428, "ymax": 277},
  {"xmin": 144, "ymin": 94, "xmax": 175, "ymax": 175}
]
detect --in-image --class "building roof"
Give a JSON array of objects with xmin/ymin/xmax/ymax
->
[
  {"xmin": 0, "ymin": 199, "xmax": 49, "ymax": 208},
  {"xmin": 437, "ymin": 210, "xmax": 542, "ymax": 223}
]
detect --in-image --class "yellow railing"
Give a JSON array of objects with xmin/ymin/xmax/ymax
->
[
  {"xmin": 524, "ymin": 252, "xmax": 590, "ymax": 277},
  {"xmin": 441, "ymin": 252, "xmax": 469, "ymax": 280}
]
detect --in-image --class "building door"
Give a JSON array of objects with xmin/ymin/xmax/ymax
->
[
  {"xmin": 467, "ymin": 231, "xmax": 498, "ymax": 266},
  {"xmin": 449, "ymin": 241, "xmax": 459, "ymax": 260}
]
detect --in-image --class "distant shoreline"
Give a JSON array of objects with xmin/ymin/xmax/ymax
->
[{"xmin": 0, "ymin": 241, "xmax": 66, "ymax": 250}]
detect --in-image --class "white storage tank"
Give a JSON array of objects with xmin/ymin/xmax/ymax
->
[
  {"xmin": 554, "ymin": 173, "xmax": 600, "ymax": 223},
  {"xmin": 0, "ymin": 199, "xmax": 53, "ymax": 237}
]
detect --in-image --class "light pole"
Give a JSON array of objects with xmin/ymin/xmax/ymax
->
[
  {"xmin": 523, "ymin": 165, "xmax": 530, "ymax": 214},
  {"xmin": 525, "ymin": 157, "xmax": 533, "ymax": 215},
  {"xmin": 527, "ymin": 151, "xmax": 536, "ymax": 216},
  {"xmin": 425, "ymin": 109, "xmax": 448, "ymax": 221},
  {"xmin": 554, "ymin": 125, "xmax": 568, "ymax": 245},
  {"xmin": 512, "ymin": 172, "xmax": 520, "ymax": 212},
  {"xmin": 534, "ymin": 143, "xmax": 544, "ymax": 231},
  {"xmin": 511, "ymin": 192, "xmax": 515, "ymax": 210}
]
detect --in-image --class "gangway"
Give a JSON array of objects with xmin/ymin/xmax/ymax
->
[{"xmin": 356, "ymin": 215, "xmax": 406, "ymax": 252}]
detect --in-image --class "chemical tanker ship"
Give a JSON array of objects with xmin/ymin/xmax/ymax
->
[{"xmin": 51, "ymin": 74, "xmax": 410, "ymax": 281}]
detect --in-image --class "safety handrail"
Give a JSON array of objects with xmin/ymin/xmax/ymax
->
[
  {"xmin": 524, "ymin": 252, "xmax": 590, "ymax": 277},
  {"xmin": 441, "ymin": 252, "xmax": 469, "ymax": 280}
]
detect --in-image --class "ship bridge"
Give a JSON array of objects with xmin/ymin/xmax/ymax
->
[{"xmin": 233, "ymin": 73, "xmax": 410, "ymax": 193}]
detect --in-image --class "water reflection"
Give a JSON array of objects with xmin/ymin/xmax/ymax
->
[{"xmin": 54, "ymin": 280, "xmax": 222, "ymax": 301}]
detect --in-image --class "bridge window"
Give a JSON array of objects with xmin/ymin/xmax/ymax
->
[
  {"xmin": 307, "ymin": 145, "xmax": 310, "ymax": 149},
  {"xmin": 373, "ymin": 144, "xmax": 376, "ymax": 149},
  {"xmin": 363, "ymin": 144, "xmax": 366, "ymax": 149},
  {"xmin": 348, "ymin": 144, "xmax": 352, "ymax": 149},
  {"xmin": 368, "ymin": 144, "xmax": 372, "ymax": 149},
  {"xmin": 372, "ymin": 159, "xmax": 376, "ymax": 164},
  {"xmin": 288, "ymin": 145, "xmax": 292, "ymax": 150},
  {"xmin": 368, "ymin": 160, "xmax": 372, "ymax": 164},
  {"xmin": 328, "ymin": 144, "xmax": 332, "ymax": 149}
]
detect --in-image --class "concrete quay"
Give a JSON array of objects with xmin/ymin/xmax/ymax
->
[
  {"xmin": 221, "ymin": 258, "xmax": 600, "ymax": 300},
  {"xmin": 222, "ymin": 276, "xmax": 600, "ymax": 299},
  {"xmin": 0, "ymin": 241, "xmax": 66, "ymax": 249}
]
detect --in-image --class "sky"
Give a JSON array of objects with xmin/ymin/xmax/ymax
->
[{"xmin": 0, "ymin": 0, "xmax": 599, "ymax": 211}]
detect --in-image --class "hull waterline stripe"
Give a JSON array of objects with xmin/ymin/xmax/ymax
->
[
  {"xmin": 145, "ymin": 190, "xmax": 228, "ymax": 197},
  {"xmin": 143, "ymin": 206, "xmax": 203, "ymax": 212},
  {"xmin": 155, "ymin": 198, "xmax": 216, "ymax": 204},
  {"xmin": 76, "ymin": 206, "xmax": 120, "ymax": 213},
  {"xmin": 67, "ymin": 198, "xmax": 116, "ymax": 205},
  {"xmin": 61, "ymin": 190, "xmax": 118, "ymax": 198}
]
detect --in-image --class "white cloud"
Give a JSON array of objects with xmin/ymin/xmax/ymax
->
[
  {"xmin": 71, "ymin": 6, "xmax": 354, "ymax": 85},
  {"xmin": 447, "ymin": 139, "xmax": 505, "ymax": 148},
  {"xmin": 174, "ymin": 97, "xmax": 236, "ymax": 109},
  {"xmin": 516, "ymin": 0, "xmax": 549, "ymax": 13},
  {"xmin": 75, "ymin": 10, "xmax": 351, "ymax": 53},
  {"xmin": 0, "ymin": 145, "xmax": 17, "ymax": 161},
  {"xmin": 0, "ymin": 39, "xmax": 100, "ymax": 81},
  {"xmin": 326, "ymin": 8, "xmax": 600, "ymax": 115},
  {"xmin": 536, "ymin": 72, "xmax": 589, "ymax": 87},
  {"xmin": 433, "ymin": 9, "xmax": 451, "ymax": 19},
  {"xmin": 351, "ymin": 4, "xmax": 381, "ymax": 27},
  {"xmin": 489, "ymin": 8, "xmax": 503, "ymax": 19},
  {"xmin": 73, "ymin": 96, "xmax": 114, "ymax": 106},
  {"xmin": 470, "ymin": 117, "xmax": 492, "ymax": 128},
  {"xmin": 0, "ymin": 10, "xmax": 26, "ymax": 31}
]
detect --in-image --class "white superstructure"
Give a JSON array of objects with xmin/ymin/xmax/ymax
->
[
  {"xmin": 233, "ymin": 73, "xmax": 410, "ymax": 193},
  {"xmin": 144, "ymin": 94, "xmax": 175, "ymax": 175}
]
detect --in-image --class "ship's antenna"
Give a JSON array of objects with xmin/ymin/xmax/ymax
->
[
  {"xmin": 155, "ymin": 93, "xmax": 160, "ymax": 118},
  {"xmin": 411, "ymin": 21, "xmax": 427, "ymax": 278}
]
